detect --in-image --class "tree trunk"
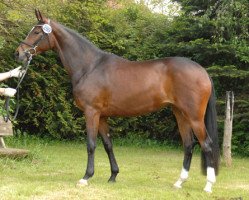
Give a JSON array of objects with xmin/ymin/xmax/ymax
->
[{"xmin": 223, "ymin": 91, "xmax": 234, "ymax": 167}]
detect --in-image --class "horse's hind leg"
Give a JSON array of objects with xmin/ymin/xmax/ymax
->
[
  {"xmin": 173, "ymin": 107, "xmax": 195, "ymax": 189},
  {"xmin": 190, "ymin": 120, "xmax": 216, "ymax": 193},
  {"xmin": 99, "ymin": 117, "xmax": 119, "ymax": 182}
]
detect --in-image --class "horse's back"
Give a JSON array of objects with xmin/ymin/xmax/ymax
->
[{"xmin": 105, "ymin": 56, "xmax": 211, "ymax": 97}]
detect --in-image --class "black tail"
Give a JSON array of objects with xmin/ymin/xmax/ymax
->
[{"xmin": 202, "ymin": 78, "xmax": 220, "ymax": 175}]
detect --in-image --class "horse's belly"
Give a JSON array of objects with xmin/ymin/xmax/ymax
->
[{"xmin": 101, "ymin": 92, "xmax": 171, "ymax": 117}]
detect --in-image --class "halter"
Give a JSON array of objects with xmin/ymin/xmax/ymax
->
[{"xmin": 20, "ymin": 20, "xmax": 52, "ymax": 63}]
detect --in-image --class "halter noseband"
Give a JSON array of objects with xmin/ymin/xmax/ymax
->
[{"xmin": 20, "ymin": 20, "xmax": 52, "ymax": 62}]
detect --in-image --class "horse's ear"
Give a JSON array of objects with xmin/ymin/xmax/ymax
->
[
  {"xmin": 35, "ymin": 9, "xmax": 45, "ymax": 22},
  {"xmin": 35, "ymin": 9, "xmax": 41, "ymax": 21},
  {"xmin": 38, "ymin": 10, "xmax": 44, "ymax": 22}
]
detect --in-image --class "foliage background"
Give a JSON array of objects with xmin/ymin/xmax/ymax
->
[{"xmin": 0, "ymin": 0, "xmax": 248, "ymax": 155}]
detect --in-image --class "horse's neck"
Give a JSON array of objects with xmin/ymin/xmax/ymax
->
[{"xmin": 51, "ymin": 21, "xmax": 102, "ymax": 82}]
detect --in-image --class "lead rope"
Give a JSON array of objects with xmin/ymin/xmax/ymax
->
[{"xmin": 3, "ymin": 57, "xmax": 31, "ymax": 122}]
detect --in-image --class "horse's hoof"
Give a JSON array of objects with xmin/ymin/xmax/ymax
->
[
  {"xmin": 204, "ymin": 181, "xmax": 213, "ymax": 193},
  {"xmin": 76, "ymin": 179, "xmax": 88, "ymax": 187},
  {"xmin": 173, "ymin": 179, "xmax": 184, "ymax": 189},
  {"xmin": 173, "ymin": 182, "xmax": 182, "ymax": 189},
  {"xmin": 108, "ymin": 179, "xmax": 116, "ymax": 183},
  {"xmin": 204, "ymin": 187, "xmax": 212, "ymax": 193},
  {"xmin": 204, "ymin": 188, "xmax": 212, "ymax": 193},
  {"xmin": 108, "ymin": 174, "xmax": 118, "ymax": 183}
]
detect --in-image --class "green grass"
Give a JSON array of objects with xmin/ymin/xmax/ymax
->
[{"xmin": 0, "ymin": 136, "xmax": 248, "ymax": 200}]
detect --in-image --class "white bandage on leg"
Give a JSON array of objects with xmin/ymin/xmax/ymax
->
[
  {"xmin": 207, "ymin": 167, "xmax": 216, "ymax": 183},
  {"xmin": 174, "ymin": 168, "xmax": 189, "ymax": 188},
  {"xmin": 180, "ymin": 168, "xmax": 189, "ymax": 180},
  {"xmin": 204, "ymin": 167, "xmax": 216, "ymax": 193}
]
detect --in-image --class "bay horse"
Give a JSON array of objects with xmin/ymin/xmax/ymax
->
[{"xmin": 15, "ymin": 10, "xmax": 220, "ymax": 193}]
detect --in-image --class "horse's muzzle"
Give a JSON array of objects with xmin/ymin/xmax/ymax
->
[{"xmin": 14, "ymin": 49, "xmax": 29, "ymax": 64}]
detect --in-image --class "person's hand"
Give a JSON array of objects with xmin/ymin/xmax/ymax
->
[
  {"xmin": 9, "ymin": 66, "xmax": 25, "ymax": 78},
  {"xmin": 3, "ymin": 88, "xmax": 17, "ymax": 97}
]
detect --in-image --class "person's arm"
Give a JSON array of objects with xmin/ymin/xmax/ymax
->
[
  {"xmin": 0, "ymin": 88, "xmax": 17, "ymax": 97},
  {"xmin": 0, "ymin": 71, "xmax": 12, "ymax": 82},
  {"xmin": 0, "ymin": 66, "xmax": 24, "ymax": 82}
]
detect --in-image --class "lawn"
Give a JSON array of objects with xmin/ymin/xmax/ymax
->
[{"xmin": 0, "ymin": 136, "xmax": 248, "ymax": 200}]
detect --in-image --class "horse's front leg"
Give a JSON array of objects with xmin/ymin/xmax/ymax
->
[{"xmin": 77, "ymin": 106, "xmax": 100, "ymax": 186}]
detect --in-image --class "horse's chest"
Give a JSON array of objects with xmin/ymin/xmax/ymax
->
[{"xmin": 73, "ymin": 81, "xmax": 110, "ymax": 111}]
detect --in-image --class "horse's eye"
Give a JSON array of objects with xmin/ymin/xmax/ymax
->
[{"xmin": 34, "ymin": 31, "xmax": 40, "ymax": 34}]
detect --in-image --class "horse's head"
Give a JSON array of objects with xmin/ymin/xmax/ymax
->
[{"xmin": 15, "ymin": 9, "xmax": 54, "ymax": 64}]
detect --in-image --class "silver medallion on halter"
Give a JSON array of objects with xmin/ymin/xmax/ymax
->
[{"xmin": 42, "ymin": 24, "xmax": 52, "ymax": 34}]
